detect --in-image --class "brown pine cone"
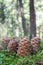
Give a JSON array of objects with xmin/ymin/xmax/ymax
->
[
  {"xmin": 17, "ymin": 37, "xmax": 31, "ymax": 57},
  {"xmin": 7, "ymin": 38, "xmax": 18, "ymax": 52},
  {"xmin": 31, "ymin": 37, "xmax": 40, "ymax": 53},
  {"xmin": 2, "ymin": 36, "xmax": 10, "ymax": 49}
]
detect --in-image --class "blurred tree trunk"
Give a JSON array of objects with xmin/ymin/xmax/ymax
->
[
  {"xmin": 11, "ymin": 17, "xmax": 15, "ymax": 36},
  {"xmin": 18, "ymin": 0, "xmax": 27, "ymax": 36},
  {"xmin": 29, "ymin": 0, "xmax": 36, "ymax": 40},
  {"xmin": 6, "ymin": 21, "xmax": 9, "ymax": 36},
  {"xmin": 15, "ymin": 0, "xmax": 19, "ymax": 37},
  {"xmin": 0, "ymin": 2, "xmax": 5, "ymax": 24}
]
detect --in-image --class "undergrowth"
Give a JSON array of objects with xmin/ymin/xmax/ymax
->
[{"xmin": 0, "ymin": 41, "xmax": 43, "ymax": 65}]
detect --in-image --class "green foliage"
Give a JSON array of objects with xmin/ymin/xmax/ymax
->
[
  {"xmin": 0, "ymin": 50, "xmax": 18, "ymax": 65},
  {"xmin": 0, "ymin": 42, "xmax": 43, "ymax": 65}
]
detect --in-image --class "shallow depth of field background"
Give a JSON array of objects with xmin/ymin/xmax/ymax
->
[{"xmin": 0, "ymin": 0, "xmax": 43, "ymax": 40}]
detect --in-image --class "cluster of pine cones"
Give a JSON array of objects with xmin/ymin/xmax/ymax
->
[
  {"xmin": 0, "ymin": 36, "xmax": 40, "ymax": 57},
  {"xmin": 17, "ymin": 37, "xmax": 40, "ymax": 57}
]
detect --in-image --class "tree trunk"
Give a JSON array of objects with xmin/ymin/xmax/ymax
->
[
  {"xmin": 29, "ymin": 0, "xmax": 36, "ymax": 40},
  {"xmin": 11, "ymin": 17, "xmax": 15, "ymax": 36},
  {"xmin": 18, "ymin": 0, "xmax": 27, "ymax": 36},
  {"xmin": 0, "ymin": 2, "xmax": 5, "ymax": 24}
]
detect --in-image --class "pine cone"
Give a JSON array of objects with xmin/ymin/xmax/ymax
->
[
  {"xmin": 31, "ymin": 37, "xmax": 40, "ymax": 53},
  {"xmin": 12, "ymin": 36, "xmax": 19, "ymax": 43},
  {"xmin": 2, "ymin": 36, "xmax": 10, "ymax": 49},
  {"xmin": 7, "ymin": 38, "xmax": 18, "ymax": 52},
  {"xmin": 2, "ymin": 36, "xmax": 10, "ymax": 44},
  {"xmin": 17, "ymin": 37, "xmax": 31, "ymax": 57}
]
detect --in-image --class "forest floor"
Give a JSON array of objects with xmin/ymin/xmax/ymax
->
[{"xmin": 0, "ymin": 41, "xmax": 43, "ymax": 65}]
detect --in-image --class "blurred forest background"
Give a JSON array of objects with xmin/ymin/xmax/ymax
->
[{"xmin": 0, "ymin": 0, "xmax": 43, "ymax": 40}]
